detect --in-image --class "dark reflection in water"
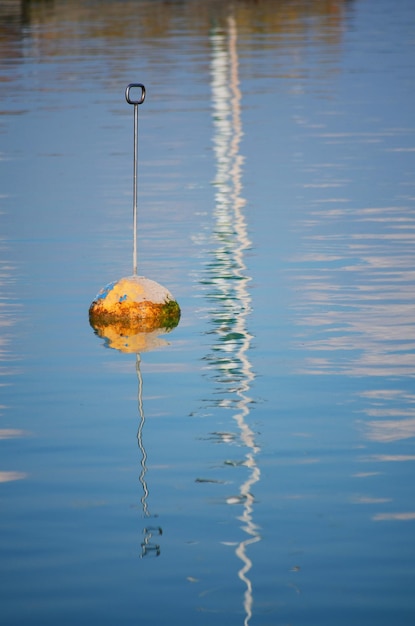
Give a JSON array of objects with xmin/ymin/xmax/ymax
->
[{"xmin": 1, "ymin": 0, "xmax": 352, "ymax": 57}]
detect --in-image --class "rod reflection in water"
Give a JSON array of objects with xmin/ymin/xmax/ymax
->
[
  {"xmin": 136, "ymin": 354, "xmax": 162, "ymax": 557},
  {"xmin": 209, "ymin": 15, "xmax": 260, "ymax": 625}
]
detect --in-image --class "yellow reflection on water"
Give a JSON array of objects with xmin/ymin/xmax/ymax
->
[{"xmin": 91, "ymin": 323, "xmax": 171, "ymax": 354}]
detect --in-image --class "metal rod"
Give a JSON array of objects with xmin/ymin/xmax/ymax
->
[
  {"xmin": 125, "ymin": 83, "xmax": 146, "ymax": 275},
  {"xmin": 132, "ymin": 103, "xmax": 138, "ymax": 274}
]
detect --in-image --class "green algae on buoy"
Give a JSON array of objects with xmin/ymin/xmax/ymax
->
[
  {"xmin": 89, "ymin": 83, "xmax": 180, "ymax": 340},
  {"xmin": 89, "ymin": 275, "xmax": 180, "ymax": 337}
]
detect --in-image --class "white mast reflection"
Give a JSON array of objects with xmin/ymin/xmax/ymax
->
[{"xmin": 210, "ymin": 15, "xmax": 260, "ymax": 625}]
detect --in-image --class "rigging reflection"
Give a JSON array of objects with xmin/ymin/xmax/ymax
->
[{"xmin": 207, "ymin": 15, "xmax": 260, "ymax": 625}]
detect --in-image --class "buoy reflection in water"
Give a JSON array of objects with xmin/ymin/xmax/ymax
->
[{"xmin": 89, "ymin": 312, "xmax": 179, "ymax": 556}]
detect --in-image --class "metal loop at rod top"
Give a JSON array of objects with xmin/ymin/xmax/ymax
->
[{"xmin": 125, "ymin": 83, "xmax": 146, "ymax": 105}]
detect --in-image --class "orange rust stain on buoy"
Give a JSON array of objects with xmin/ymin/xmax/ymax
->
[{"xmin": 89, "ymin": 275, "xmax": 180, "ymax": 335}]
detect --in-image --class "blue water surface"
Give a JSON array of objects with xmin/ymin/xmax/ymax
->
[{"xmin": 1, "ymin": 1, "xmax": 415, "ymax": 624}]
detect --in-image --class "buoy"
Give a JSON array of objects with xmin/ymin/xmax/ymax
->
[
  {"xmin": 89, "ymin": 275, "xmax": 180, "ymax": 332},
  {"xmin": 89, "ymin": 83, "xmax": 180, "ymax": 338}
]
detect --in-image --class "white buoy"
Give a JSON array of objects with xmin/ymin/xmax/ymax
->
[{"xmin": 89, "ymin": 84, "xmax": 180, "ymax": 338}]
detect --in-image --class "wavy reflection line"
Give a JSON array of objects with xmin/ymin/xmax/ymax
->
[
  {"xmin": 136, "ymin": 354, "xmax": 161, "ymax": 557},
  {"xmin": 136, "ymin": 355, "xmax": 149, "ymax": 518},
  {"xmin": 211, "ymin": 15, "xmax": 260, "ymax": 626}
]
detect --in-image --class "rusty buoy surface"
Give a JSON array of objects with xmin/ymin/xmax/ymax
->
[{"xmin": 89, "ymin": 275, "xmax": 181, "ymax": 336}]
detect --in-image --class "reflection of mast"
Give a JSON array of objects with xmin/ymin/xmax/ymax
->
[
  {"xmin": 136, "ymin": 354, "xmax": 162, "ymax": 557},
  {"xmin": 210, "ymin": 15, "xmax": 260, "ymax": 626}
]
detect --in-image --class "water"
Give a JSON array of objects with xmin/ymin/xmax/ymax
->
[{"xmin": 1, "ymin": 0, "xmax": 415, "ymax": 624}]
